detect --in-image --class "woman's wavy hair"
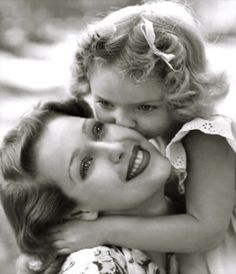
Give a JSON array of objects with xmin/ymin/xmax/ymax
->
[
  {"xmin": 70, "ymin": 0, "xmax": 228, "ymax": 122},
  {"xmin": 0, "ymin": 98, "xmax": 93, "ymax": 274}
]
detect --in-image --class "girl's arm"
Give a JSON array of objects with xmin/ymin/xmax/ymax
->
[{"xmin": 98, "ymin": 131, "xmax": 235, "ymax": 253}]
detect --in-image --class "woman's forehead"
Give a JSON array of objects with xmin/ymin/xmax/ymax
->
[
  {"xmin": 44, "ymin": 115, "xmax": 85, "ymax": 133},
  {"xmin": 33, "ymin": 116, "xmax": 86, "ymax": 189}
]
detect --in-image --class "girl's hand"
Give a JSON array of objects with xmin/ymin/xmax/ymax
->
[{"xmin": 50, "ymin": 219, "xmax": 104, "ymax": 254}]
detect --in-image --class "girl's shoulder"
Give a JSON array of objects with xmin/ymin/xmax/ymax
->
[
  {"xmin": 165, "ymin": 115, "xmax": 236, "ymax": 195},
  {"xmin": 170, "ymin": 115, "xmax": 236, "ymax": 151},
  {"xmin": 165, "ymin": 115, "xmax": 236, "ymax": 170},
  {"xmin": 182, "ymin": 115, "xmax": 235, "ymax": 140}
]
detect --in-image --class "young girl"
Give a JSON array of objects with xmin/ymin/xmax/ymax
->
[{"xmin": 58, "ymin": 0, "xmax": 236, "ymax": 273}]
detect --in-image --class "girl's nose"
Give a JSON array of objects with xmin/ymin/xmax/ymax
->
[{"xmin": 114, "ymin": 109, "xmax": 136, "ymax": 129}]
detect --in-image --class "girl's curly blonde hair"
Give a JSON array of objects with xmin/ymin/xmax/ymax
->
[{"xmin": 70, "ymin": 0, "xmax": 228, "ymax": 122}]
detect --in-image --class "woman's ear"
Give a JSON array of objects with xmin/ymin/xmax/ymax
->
[{"xmin": 68, "ymin": 210, "xmax": 98, "ymax": 220}]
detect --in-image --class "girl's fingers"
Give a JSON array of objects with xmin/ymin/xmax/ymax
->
[
  {"xmin": 53, "ymin": 240, "xmax": 67, "ymax": 249},
  {"xmin": 49, "ymin": 227, "xmax": 62, "ymax": 234},
  {"xmin": 57, "ymin": 248, "xmax": 71, "ymax": 255},
  {"xmin": 53, "ymin": 241, "xmax": 77, "ymax": 254},
  {"xmin": 50, "ymin": 233, "xmax": 65, "ymax": 241}
]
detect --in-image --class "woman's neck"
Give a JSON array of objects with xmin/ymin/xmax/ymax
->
[{"xmin": 103, "ymin": 188, "xmax": 169, "ymax": 218}]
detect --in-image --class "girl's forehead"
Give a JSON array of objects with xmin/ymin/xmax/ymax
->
[{"xmin": 90, "ymin": 63, "xmax": 164, "ymax": 104}]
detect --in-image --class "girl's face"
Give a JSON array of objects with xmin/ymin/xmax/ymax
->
[
  {"xmin": 89, "ymin": 63, "xmax": 177, "ymax": 140},
  {"xmin": 35, "ymin": 116, "xmax": 171, "ymax": 212}
]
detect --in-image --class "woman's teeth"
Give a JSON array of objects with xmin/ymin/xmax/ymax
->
[
  {"xmin": 128, "ymin": 150, "xmax": 143, "ymax": 178},
  {"xmin": 126, "ymin": 146, "xmax": 150, "ymax": 181}
]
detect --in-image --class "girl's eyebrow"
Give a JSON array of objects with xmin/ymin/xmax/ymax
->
[
  {"xmin": 95, "ymin": 95, "xmax": 163, "ymax": 105},
  {"xmin": 95, "ymin": 95, "xmax": 111, "ymax": 101},
  {"xmin": 135, "ymin": 100, "xmax": 163, "ymax": 104}
]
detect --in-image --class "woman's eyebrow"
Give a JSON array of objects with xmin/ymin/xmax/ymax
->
[
  {"xmin": 68, "ymin": 149, "xmax": 80, "ymax": 183},
  {"xmin": 68, "ymin": 119, "xmax": 87, "ymax": 183},
  {"xmin": 82, "ymin": 118, "xmax": 88, "ymax": 134}
]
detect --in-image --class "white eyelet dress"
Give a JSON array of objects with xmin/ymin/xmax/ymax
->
[{"xmin": 160, "ymin": 115, "xmax": 236, "ymax": 274}]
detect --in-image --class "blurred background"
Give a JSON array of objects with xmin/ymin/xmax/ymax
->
[{"xmin": 0, "ymin": 0, "xmax": 236, "ymax": 273}]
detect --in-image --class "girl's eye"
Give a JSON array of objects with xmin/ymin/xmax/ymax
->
[
  {"xmin": 97, "ymin": 100, "xmax": 114, "ymax": 110},
  {"xmin": 92, "ymin": 121, "xmax": 104, "ymax": 140},
  {"xmin": 80, "ymin": 156, "xmax": 93, "ymax": 179},
  {"xmin": 136, "ymin": 105, "xmax": 157, "ymax": 112}
]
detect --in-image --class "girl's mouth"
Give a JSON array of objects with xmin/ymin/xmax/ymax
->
[{"xmin": 126, "ymin": 145, "xmax": 150, "ymax": 181}]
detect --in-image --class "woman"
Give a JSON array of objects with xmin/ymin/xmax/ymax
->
[{"xmin": 0, "ymin": 97, "xmax": 173, "ymax": 274}]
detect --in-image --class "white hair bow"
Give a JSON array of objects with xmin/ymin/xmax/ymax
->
[
  {"xmin": 140, "ymin": 18, "xmax": 176, "ymax": 71},
  {"xmin": 93, "ymin": 20, "xmax": 117, "ymax": 39}
]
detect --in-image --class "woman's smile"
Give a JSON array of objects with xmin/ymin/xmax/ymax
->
[
  {"xmin": 126, "ymin": 145, "xmax": 150, "ymax": 181},
  {"xmin": 35, "ymin": 115, "xmax": 171, "ymax": 211}
]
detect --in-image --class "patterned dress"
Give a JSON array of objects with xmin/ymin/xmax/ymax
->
[
  {"xmin": 60, "ymin": 246, "xmax": 160, "ymax": 274},
  {"xmin": 160, "ymin": 115, "xmax": 236, "ymax": 274}
]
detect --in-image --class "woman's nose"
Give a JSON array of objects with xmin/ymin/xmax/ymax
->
[
  {"xmin": 100, "ymin": 143, "xmax": 125, "ymax": 163},
  {"xmin": 114, "ymin": 109, "xmax": 136, "ymax": 129}
]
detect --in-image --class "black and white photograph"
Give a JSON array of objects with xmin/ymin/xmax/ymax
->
[{"xmin": 0, "ymin": 0, "xmax": 236, "ymax": 273}]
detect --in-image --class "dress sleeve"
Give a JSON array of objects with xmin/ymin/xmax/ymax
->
[{"xmin": 165, "ymin": 115, "xmax": 236, "ymax": 194}]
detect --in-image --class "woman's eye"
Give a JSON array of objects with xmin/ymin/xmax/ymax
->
[
  {"xmin": 92, "ymin": 121, "xmax": 104, "ymax": 140},
  {"xmin": 97, "ymin": 100, "xmax": 114, "ymax": 110},
  {"xmin": 80, "ymin": 156, "xmax": 93, "ymax": 179},
  {"xmin": 136, "ymin": 105, "xmax": 157, "ymax": 112}
]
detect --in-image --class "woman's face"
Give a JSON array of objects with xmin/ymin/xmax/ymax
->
[{"xmin": 35, "ymin": 115, "xmax": 171, "ymax": 212}]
